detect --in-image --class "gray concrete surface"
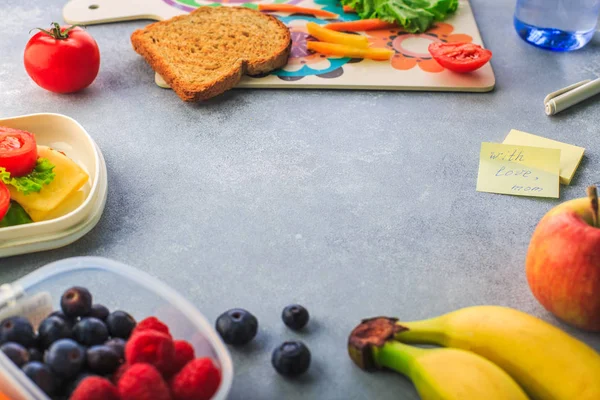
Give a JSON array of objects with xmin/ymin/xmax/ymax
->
[{"xmin": 1, "ymin": 0, "xmax": 600, "ymax": 398}]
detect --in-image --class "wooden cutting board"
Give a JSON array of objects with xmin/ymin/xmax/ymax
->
[{"xmin": 63, "ymin": 0, "xmax": 495, "ymax": 92}]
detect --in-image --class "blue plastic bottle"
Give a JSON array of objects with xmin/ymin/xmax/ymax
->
[{"xmin": 514, "ymin": 0, "xmax": 600, "ymax": 51}]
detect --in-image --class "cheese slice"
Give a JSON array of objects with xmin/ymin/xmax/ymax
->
[
  {"xmin": 9, "ymin": 146, "xmax": 89, "ymax": 222},
  {"xmin": 27, "ymin": 189, "xmax": 88, "ymax": 222}
]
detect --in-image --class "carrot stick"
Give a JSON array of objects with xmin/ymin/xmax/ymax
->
[
  {"xmin": 306, "ymin": 22, "xmax": 369, "ymax": 48},
  {"xmin": 258, "ymin": 4, "xmax": 339, "ymax": 19},
  {"xmin": 343, "ymin": 5, "xmax": 356, "ymax": 13},
  {"xmin": 325, "ymin": 19, "xmax": 398, "ymax": 32},
  {"xmin": 307, "ymin": 41, "xmax": 393, "ymax": 61}
]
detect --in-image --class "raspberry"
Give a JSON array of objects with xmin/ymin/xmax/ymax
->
[
  {"xmin": 131, "ymin": 317, "xmax": 171, "ymax": 338},
  {"xmin": 70, "ymin": 376, "xmax": 119, "ymax": 400},
  {"xmin": 111, "ymin": 363, "xmax": 129, "ymax": 385},
  {"xmin": 168, "ymin": 340, "xmax": 196, "ymax": 376},
  {"xmin": 170, "ymin": 358, "xmax": 221, "ymax": 400},
  {"xmin": 125, "ymin": 330, "xmax": 175, "ymax": 375},
  {"xmin": 118, "ymin": 363, "xmax": 171, "ymax": 400}
]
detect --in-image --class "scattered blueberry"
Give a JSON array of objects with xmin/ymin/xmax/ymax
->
[
  {"xmin": 73, "ymin": 318, "xmax": 109, "ymax": 347},
  {"xmin": 44, "ymin": 339, "xmax": 86, "ymax": 379},
  {"xmin": 105, "ymin": 310, "xmax": 136, "ymax": 339},
  {"xmin": 38, "ymin": 316, "xmax": 72, "ymax": 349},
  {"xmin": 89, "ymin": 304, "xmax": 110, "ymax": 321},
  {"xmin": 64, "ymin": 372, "xmax": 96, "ymax": 397},
  {"xmin": 86, "ymin": 345, "xmax": 120, "ymax": 374},
  {"xmin": 215, "ymin": 308, "xmax": 258, "ymax": 346},
  {"xmin": 104, "ymin": 337, "xmax": 126, "ymax": 361},
  {"xmin": 0, "ymin": 316, "xmax": 36, "ymax": 348},
  {"xmin": 28, "ymin": 347, "xmax": 44, "ymax": 362},
  {"xmin": 282, "ymin": 305, "xmax": 310, "ymax": 330},
  {"xmin": 22, "ymin": 361, "xmax": 57, "ymax": 395},
  {"xmin": 60, "ymin": 287, "xmax": 92, "ymax": 318},
  {"xmin": 271, "ymin": 341, "xmax": 311, "ymax": 377},
  {"xmin": 0, "ymin": 342, "xmax": 29, "ymax": 367}
]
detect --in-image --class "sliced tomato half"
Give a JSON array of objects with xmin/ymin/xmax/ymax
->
[
  {"xmin": 0, "ymin": 127, "xmax": 38, "ymax": 177},
  {"xmin": 428, "ymin": 42, "xmax": 492, "ymax": 73},
  {"xmin": 0, "ymin": 182, "xmax": 9, "ymax": 221}
]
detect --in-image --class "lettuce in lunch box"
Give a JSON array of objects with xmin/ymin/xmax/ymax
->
[
  {"xmin": 341, "ymin": 0, "xmax": 459, "ymax": 33},
  {"xmin": 0, "ymin": 201, "xmax": 32, "ymax": 227},
  {"xmin": 0, "ymin": 158, "xmax": 56, "ymax": 195}
]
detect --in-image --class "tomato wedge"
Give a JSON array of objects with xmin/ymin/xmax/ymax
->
[
  {"xmin": 428, "ymin": 42, "xmax": 492, "ymax": 73},
  {"xmin": 0, "ymin": 182, "xmax": 9, "ymax": 221},
  {"xmin": 0, "ymin": 127, "xmax": 38, "ymax": 177}
]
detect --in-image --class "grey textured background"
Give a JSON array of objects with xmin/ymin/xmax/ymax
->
[{"xmin": 1, "ymin": 0, "xmax": 600, "ymax": 399}]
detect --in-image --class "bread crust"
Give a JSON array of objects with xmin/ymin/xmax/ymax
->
[{"xmin": 131, "ymin": 6, "xmax": 291, "ymax": 102}]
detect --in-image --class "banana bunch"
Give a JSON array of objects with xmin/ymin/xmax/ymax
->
[{"xmin": 348, "ymin": 306, "xmax": 600, "ymax": 400}]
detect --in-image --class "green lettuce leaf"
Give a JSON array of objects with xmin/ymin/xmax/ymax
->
[
  {"xmin": 341, "ymin": 0, "xmax": 459, "ymax": 33},
  {"xmin": 0, "ymin": 169, "xmax": 9, "ymax": 183},
  {"xmin": 0, "ymin": 201, "xmax": 32, "ymax": 228},
  {"xmin": 0, "ymin": 158, "xmax": 56, "ymax": 195}
]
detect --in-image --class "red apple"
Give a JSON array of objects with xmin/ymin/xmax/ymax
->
[{"xmin": 526, "ymin": 186, "xmax": 600, "ymax": 331}]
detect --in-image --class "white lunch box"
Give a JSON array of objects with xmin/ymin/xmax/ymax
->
[{"xmin": 0, "ymin": 113, "xmax": 108, "ymax": 258}]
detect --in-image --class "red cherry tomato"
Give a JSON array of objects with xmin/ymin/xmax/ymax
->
[
  {"xmin": 428, "ymin": 42, "xmax": 492, "ymax": 73},
  {"xmin": 0, "ymin": 127, "xmax": 38, "ymax": 177},
  {"xmin": 24, "ymin": 23, "xmax": 100, "ymax": 93},
  {"xmin": 0, "ymin": 183, "xmax": 9, "ymax": 221}
]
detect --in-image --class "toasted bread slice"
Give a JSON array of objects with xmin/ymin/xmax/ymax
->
[{"xmin": 131, "ymin": 6, "xmax": 291, "ymax": 101}]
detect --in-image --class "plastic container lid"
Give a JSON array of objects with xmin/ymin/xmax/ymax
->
[
  {"xmin": 0, "ymin": 113, "xmax": 108, "ymax": 258},
  {"xmin": 0, "ymin": 256, "xmax": 233, "ymax": 399}
]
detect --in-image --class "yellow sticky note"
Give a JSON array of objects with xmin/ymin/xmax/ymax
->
[
  {"xmin": 503, "ymin": 129, "xmax": 585, "ymax": 185},
  {"xmin": 476, "ymin": 143, "xmax": 561, "ymax": 198}
]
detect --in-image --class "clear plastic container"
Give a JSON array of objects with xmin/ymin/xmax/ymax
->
[{"xmin": 0, "ymin": 257, "xmax": 233, "ymax": 399}]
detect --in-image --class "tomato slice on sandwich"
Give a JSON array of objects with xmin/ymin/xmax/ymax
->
[
  {"xmin": 0, "ymin": 127, "xmax": 38, "ymax": 177},
  {"xmin": 0, "ymin": 182, "xmax": 9, "ymax": 221}
]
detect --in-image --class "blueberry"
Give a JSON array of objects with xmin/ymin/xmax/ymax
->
[
  {"xmin": 104, "ymin": 338, "xmax": 126, "ymax": 361},
  {"xmin": 271, "ymin": 341, "xmax": 311, "ymax": 377},
  {"xmin": 86, "ymin": 345, "xmax": 120, "ymax": 374},
  {"xmin": 44, "ymin": 339, "xmax": 86, "ymax": 379},
  {"xmin": 22, "ymin": 361, "xmax": 57, "ymax": 395},
  {"xmin": 48, "ymin": 310, "xmax": 76, "ymax": 329},
  {"xmin": 49, "ymin": 310, "xmax": 67, "ymax": 319},
  {"xmin": 1, "ymin": 342, "xmax": 29, "ymax": 367},
  {"xmin": 60, "ymin": 287, "xmax": 92, "ymax": 318},
  {"xmin": 282, "ymin": 305, "xmax": 310, "ymax": 330},
  {"xmin": 215, "ymin": 308, "xmax": 258, "ymax": 346},
  {"xmin": 29, "ymin": 347, "xmax": 44, "ymax": 362},
  {"xmin": 105, "ymin": 311, "xmax": 136, "ymax": 339},
  {"xmin": 73, "ymin": 318, "xmax": 109, "ymax": 347},
  {"xmin": 89, "ymin": 304, "xmax": 110, "ymax": 321},
  {"xmin": 38, "ymin": 316, "xmax": 72, "ymax": 349},
  {"xmin": 0, "ymin": 316, "xmax": 36, "ymax": 348}
]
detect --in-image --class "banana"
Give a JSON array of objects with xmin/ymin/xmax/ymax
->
[
  {"xmin": 348, "ymin": 318, "xmax": 529, "ymax": 400},
  {"xmin": 393, "ymin": 306, "xmax": 600, "ymax": 400}
]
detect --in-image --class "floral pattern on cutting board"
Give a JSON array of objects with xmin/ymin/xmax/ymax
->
[{"xmin": 160, "ymin": 0, "xmax": 474, "ymax": 78}]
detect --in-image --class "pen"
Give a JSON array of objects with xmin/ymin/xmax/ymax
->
[{"xmin": 545, "ymin": 78, "xmax": 600, "ymax": 116}]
